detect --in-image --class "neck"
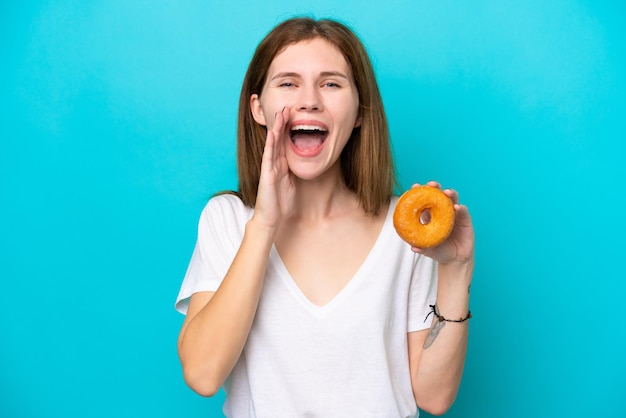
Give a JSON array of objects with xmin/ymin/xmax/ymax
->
[{"xmin": 290, "ymin": 168, "xmax": 359, "ymax": 222}]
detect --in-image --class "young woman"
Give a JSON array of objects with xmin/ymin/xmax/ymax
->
[{"xmin": 176, "ymin": 17, "xmax": 474, "ymax": 418}]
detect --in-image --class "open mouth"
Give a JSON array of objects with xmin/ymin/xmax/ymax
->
[{"xmin": 289, "ymin": 124, "xmax": 328, "ymax": 153}]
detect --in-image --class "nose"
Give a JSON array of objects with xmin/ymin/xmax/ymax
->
[{"xmin": 296, "ymin": 85, "xmax": 322, "ymax": 112}]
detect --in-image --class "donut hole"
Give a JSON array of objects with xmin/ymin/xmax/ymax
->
[{"xmin": 419, "ymin": 209, "xmax": 432, "ymax": 225}]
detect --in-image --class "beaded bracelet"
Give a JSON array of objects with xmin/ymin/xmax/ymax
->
[{"xmin": 425, "ymin": 304, "xmax": 472, "ymax": 323}]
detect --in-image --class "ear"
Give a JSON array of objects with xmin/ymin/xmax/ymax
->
[
  {"xmin": 354, "ymin": 114, "xmax": 362, "ymax": 128},
  {"xmin": 250, "ymin": 94, "xmax": 267, "ymax": 126}
]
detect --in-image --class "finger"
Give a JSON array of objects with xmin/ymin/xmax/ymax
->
[
  {"xmin": 281, "ymin": 105, "xmax": 290, "ymax": 125},
  {"xmin": 262, "ymin": 130, "xmax": 276, "ymax": 168},
  {"xmin": 271, "ymin": 110, "xmax": 282, "ymax": 145},
  {"xmin": 426, "ymin": 180, "xmax": 441, "ymax": 189},
  {"xmin": 272, "ymin": 106, "xmax": 290, "ymax": 157},
  {"xmin": 410, "ymin": 245, "xmax": 436, "ymax": 258},
  {"xmin": 273, "ymin": 107, "xmax": 290, "ymax": 137},
  {"xmin": 454, "ymin": 203, "xmax": 472, "ymax": 223},
  {"xmin": 411, "ymin": 181, "xmax": 435, "ymax": 189},
  {"xmin": 444, "ymin": 188, "xmax": 459, "ymax": 204}
]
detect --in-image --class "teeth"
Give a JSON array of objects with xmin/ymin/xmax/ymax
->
[{"xmin": 291, "ymin": 125, "xmax": 326, "ymax": 131}]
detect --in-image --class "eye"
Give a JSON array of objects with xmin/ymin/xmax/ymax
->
[
  {"xmin": 323, "ymin": 82, "xmax": 341, "ymax": 88},
  {"xmin": 276, "ymin": 80, "xmax": 297, "ymax": 88}
]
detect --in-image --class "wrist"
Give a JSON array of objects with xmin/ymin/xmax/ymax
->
[
  {"xmin": 438, "ymin": 257, "xmax": 473, "ymax": 284},
  {"xmin": 436, "ymin": 261, "xmax": 473, "ymax": 319},
  {"xmin": 426, "ymin": 303, "xmax": 472, "ymax": 323},
  {"xmin": 246, "ymin": 216, "xmax": 279, "ymax": 242}
]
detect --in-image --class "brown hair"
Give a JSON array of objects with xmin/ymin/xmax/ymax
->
[{"xmin": 236, "ymin": 17, "xmax": 396, "ymax": 215}]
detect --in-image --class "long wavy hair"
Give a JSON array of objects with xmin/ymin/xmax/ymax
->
[{"xmin": 236, "ymin": 17, "xmax": 396, "ymax": 215}]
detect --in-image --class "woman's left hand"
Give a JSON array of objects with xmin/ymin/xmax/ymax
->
[{"xmin": 410, "ymin": 181, "xmax": 475, "ymax": 266}]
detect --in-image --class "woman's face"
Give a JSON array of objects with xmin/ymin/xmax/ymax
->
[{"xmin": 250, "ymin": 37, "xmax": 361, "ymax": 181}]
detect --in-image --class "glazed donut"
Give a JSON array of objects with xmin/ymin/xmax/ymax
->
[{"xmin": 393, "ymin": 186, "xmax": 455, "ymax": 248}]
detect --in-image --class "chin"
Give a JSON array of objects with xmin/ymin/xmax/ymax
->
[
  {"xmin": 286, "ymin": 153, "xmax": 338, "ymax": 182},
  {"xmin": 290, "ymin": 169, "xmax": 323, "ymax": 181}
]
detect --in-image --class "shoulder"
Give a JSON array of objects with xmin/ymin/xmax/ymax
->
[
  {"xmin": 197, "ymin": 193, "xmax": 254, "ymax": 235},
  {"xmin": 202, "ymin": 193, "xmax": 253, "ymax": 219}
]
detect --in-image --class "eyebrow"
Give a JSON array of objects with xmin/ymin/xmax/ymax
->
[{"xmin": 270, "ymin": 71, "xmax": 351, "ymax": 81}]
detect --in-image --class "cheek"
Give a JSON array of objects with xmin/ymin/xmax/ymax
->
[
  {"xmin": 335, "ymin": 94, "xmax": 360, "ymax": 122},
  {"xmin": 261, "ymin": 102, "xmax": 287, "ymax": 129},
  {"xmin": 337, "ymin": 105, "xmax": 361, "ymax": 131}
]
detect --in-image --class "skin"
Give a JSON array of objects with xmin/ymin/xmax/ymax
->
[
  {"xmin": 177, "ymin": 37, "xmax": 475, "ymax": 416},
  {"xmin": 250, "ymin": 38, "xmax": 362, "ymax": 186},
  {"xmin": 248, "ymin": 38, "xmax": 376, "ymax": 306},
  {"xmin": 407, "ymin": 180, "xmax": 474, "ymax": 415}
]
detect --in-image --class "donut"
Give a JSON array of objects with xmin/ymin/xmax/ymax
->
[{"xmin": 393, "ymin": 186, "xmax": 455, "ymax": 248}]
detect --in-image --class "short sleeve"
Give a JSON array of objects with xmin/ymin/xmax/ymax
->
[
  {"xmin": 407, "ymin": 254, "xmax": 438, "ymax": 332},
  {"xmin": 174, "ymin": 194, "xmax": 252, "ymax": 315}
]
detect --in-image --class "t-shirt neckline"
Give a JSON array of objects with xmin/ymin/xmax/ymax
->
[{"xmin": 269, "ymin": 198, "xmax": 397, "ymax": 318}]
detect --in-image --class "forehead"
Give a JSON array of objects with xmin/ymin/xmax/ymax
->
[{"xmin": 268, "ymin": 38, "xmax": 352, "ymax": 76}]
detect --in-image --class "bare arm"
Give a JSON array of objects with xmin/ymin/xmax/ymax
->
[
  {"xmin": 408, "ymin": 262, "xmax": 472, "ymax": 415},
  {"xmin": 177, "ymin": 107, "xmax": 293, "ymax": 396},
  {"xmin": 407, "ymin": 181, "xmax": 475, "ymax": 415},
  {"xmin": 177, "ymin": 218, "xmax": 275, "ymax": 396}
]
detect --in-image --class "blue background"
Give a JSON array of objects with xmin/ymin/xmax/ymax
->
[{"xmin": 2, "ymin": 1, "xmax": 625, "ymax": 417}]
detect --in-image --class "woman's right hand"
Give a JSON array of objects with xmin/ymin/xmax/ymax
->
[
  {"xmin": 253, "ymin": 106, "xmax": 295, "ymax": 232},
  {"xmin": 179, "ymin": 110, "xmax": 294, "ymax": 394}
]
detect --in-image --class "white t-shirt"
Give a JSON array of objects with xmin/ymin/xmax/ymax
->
[{"xmin": 176, "ymin": 194, "xmax": 438, "ymax": 418}]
